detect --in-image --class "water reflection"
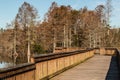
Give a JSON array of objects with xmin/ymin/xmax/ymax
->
[
  {"xmin": 0, "ymin": 62, "xmax": 6, "ymax": 68},
  {"xmin": 0, "ymin": 51, "xmax": 28, "ymax": 68},
  {"xmin": 0, "ymin": 62, "xmax": 13, "ymax": 68},
  {"xmin": 0, "ymin": 55, "xmax": 15, "ymax": 68}
]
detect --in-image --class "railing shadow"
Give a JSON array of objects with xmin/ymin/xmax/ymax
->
[{"xmin": 105, "ymin": 56, "xmax": 120, "ymax": 80}]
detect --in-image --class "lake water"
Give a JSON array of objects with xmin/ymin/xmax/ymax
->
[
  {"xmin": 0, "ymin": 62, "xmax": 13, "ymax": 68},
  {"xmin": 0, "ymin": 62, "xmax": 6, "ymax": 68}
]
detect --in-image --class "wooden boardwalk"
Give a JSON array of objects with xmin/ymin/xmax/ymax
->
[{"xmin": 51, "ymin": 55, "xmax": 119, "ymax": 80}]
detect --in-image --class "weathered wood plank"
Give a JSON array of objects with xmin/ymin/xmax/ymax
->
[{"xmin": 51, "ymin": 55, "xmax": 119, "ymax": 80}]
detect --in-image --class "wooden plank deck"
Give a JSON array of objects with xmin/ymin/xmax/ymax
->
[{"xmin": 50, "ymin": 55, "xmax": 119, "ymax": 80}]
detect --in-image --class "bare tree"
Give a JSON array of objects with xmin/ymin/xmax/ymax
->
[
  {"xmin": 106, "ymin": 0, "xmax": 112, "ymax": 26},
  {"xmin": 15, "ymin": 2, "xmax": 38, "ymax": 63}
]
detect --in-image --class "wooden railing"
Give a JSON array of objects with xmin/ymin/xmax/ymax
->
[
  {"xmin": 32, "ymin": 49, "xmax": 95, "ymax": 80},
  {"xmin": 0, "ymin": 63, "xmax": 35, "ymax": 80},
  {"xmin": 0, "ymin": 48, "xmax": 119, "ymax": 80},
  {"xmin": 98, "ymin": 48, "xmax": 117, "ymax": 55}
]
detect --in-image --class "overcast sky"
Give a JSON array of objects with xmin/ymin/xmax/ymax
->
[{"xmin": 0, "ymin": 0, "xmax": 119, "ymax": 28}]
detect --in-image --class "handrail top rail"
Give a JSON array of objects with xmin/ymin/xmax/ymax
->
[
  {"xmin": 0, "ymin": 63, "xmax": 35, "ymax": 74},
  {"xmin": 32, "ymin": 48, "xmax": 95, "ymax": 59}
]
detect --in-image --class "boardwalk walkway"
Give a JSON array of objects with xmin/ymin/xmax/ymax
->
[{"xmin": 51, "ymin": 55, "xmax": 119, "ymax": 80}]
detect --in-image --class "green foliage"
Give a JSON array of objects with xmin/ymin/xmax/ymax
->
[
  {"xmin": 32, "ymin": 44, "xmax": 45, "ymax": 54},
  {"xmin": 72, "ymin": 34, "xmax": 78, "ymax": 47}
]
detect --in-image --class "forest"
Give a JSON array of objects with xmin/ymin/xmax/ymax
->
[{"xmin": 0, "ymin": 1, "xmax": 120, "ymax": 63}]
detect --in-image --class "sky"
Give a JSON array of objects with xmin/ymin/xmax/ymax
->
[{"xmin": 0, "ymin": 0, "xmax": 120, "ymax": 28}]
